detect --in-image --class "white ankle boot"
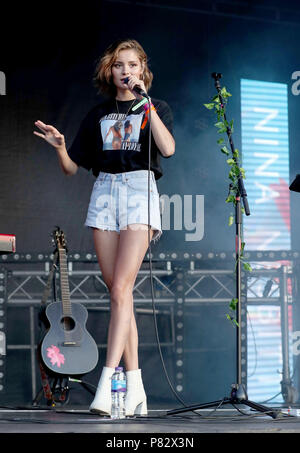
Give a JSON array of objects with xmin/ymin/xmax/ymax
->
[
  {"xmin": 89, "ymin": 366, "xmax": 115, "ymax": 415},
  {"xmin": 125, "ymin": 369, "xmax": 147, "ymax": 416}
]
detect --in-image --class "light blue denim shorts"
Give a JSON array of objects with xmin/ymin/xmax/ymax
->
[{"xmin": 85, "ymin": 170, "xmax": 162, "ymax": 242}]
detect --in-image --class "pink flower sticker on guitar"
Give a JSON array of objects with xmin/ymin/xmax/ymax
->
[{"xmin": 46, "ymin": 345, "xmax": 65, "ymax": 368}]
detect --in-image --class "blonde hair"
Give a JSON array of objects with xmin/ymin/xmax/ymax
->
[{"xmin": 93, "ymin": 39, "xmax": 153, "ymax": 97}]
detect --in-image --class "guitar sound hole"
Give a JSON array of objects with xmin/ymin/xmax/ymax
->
[{"xmin": 61, "ymin": 316, "xmax": 75, "ymax": 331}]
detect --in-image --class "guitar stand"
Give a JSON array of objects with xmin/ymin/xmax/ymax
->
[
  {"xmin": 33, "ymin": 378, "xmax": 70, "ymax": 408},
  {"xmin": 32, "ymin": 374, "xmax": 95, "ymax": 408},
  {"xmin": 32, "ymin": 350, "xmax": 71, "ymax": 407}
]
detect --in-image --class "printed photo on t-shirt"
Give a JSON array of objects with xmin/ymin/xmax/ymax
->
[{"xmin": 100, "ymin": 112, "xmax": 144, "ymax": 152}]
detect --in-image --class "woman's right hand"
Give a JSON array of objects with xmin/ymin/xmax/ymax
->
[{"xmin": 34, "ymin": 120, "xmax": 65, "ymax": 149}]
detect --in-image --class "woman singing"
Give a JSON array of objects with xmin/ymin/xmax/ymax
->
[{"xmin": 34, "ymin": 38, "xmax": 175, "ymax": 416}]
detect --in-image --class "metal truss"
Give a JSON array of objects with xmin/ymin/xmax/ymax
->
[
  {"xmin": 0, "ymin": 253, "xmax": 298, "ymax": 403},
  {"xmin": 241, "ymin": 263, "xmax": 298, "ymax": 403},
  {"xmin": 5, "ymin": 262, "xmax": 237, "ymax": 305},
  {"xmin": 2, "ymin": 255, "xmax": 238, "ymax": 400}
]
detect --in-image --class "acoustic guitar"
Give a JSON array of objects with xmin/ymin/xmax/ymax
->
[{"xmin": 40, "ymin": 227, "xmax": 99, "ymax": 376}]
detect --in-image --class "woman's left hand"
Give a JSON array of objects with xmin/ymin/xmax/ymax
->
[{"xmin": 124, "ymin": 75, "xmax": 147, "ymax": 99}]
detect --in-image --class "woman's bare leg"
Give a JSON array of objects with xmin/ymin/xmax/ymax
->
[
  {"xmin": 93, "ymin": 228, "xmax": 119, "ymax": 291},
  {"xmin": 122, "ymin": 303, "xmax": 139, "ymax": 370},
  {"xmin": 92, "ymin": 226, "xmax": 152, "ymax": 370},
  {"xmin": 105, "ymin": 225, "xmax": 153, "ymax": 369}
]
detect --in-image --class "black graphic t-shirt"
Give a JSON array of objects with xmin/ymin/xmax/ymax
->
[{"xmin": 67, "ymin": 97, "xmax": 174, "ymax": 180}]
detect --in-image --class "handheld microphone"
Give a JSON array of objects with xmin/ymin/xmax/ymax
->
[{"xmin": 122, "ymin": 77, "xmax": 148, "ymax": 97}]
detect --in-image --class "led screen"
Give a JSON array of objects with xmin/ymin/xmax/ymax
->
[{"xmin": 241, "ymin": 79, "xmax": 290, "ymax": 250}]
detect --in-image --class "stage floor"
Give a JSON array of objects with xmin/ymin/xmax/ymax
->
[{"xmin": 0, "ymin": 405, "xmax": 300, "ymax": 435}]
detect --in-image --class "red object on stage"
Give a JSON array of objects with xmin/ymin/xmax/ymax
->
[{"xmin": 0, "ymin": 234, "xmax": 16, "ymax": 253}]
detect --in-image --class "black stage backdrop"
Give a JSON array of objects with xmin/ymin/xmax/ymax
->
[
  {"xmin": 1, "ymin": 0, "xmax": 300, "ymax": 407},
  {"xmin": 1, "ymin": 0, "xmax": 300, "ymax": 254}
]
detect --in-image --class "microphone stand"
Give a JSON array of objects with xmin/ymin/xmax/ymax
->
[{"xmin": 167, "ymin": 73, "xmax": 280, "ymax": 419}]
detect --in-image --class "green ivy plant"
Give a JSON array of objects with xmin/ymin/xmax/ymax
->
[{"xmin": 204, "ymin": 87, "xmax": 252, "ymax": 326}]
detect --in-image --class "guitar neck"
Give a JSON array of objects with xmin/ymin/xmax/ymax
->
[{"xmin": 58, "ymin": 247, "xmax": 72, "ymax": 316}]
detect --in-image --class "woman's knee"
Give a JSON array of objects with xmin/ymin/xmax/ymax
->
[{"xmin": 110, "ymin": 282, "xmax": 133, "ymax": 307}]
